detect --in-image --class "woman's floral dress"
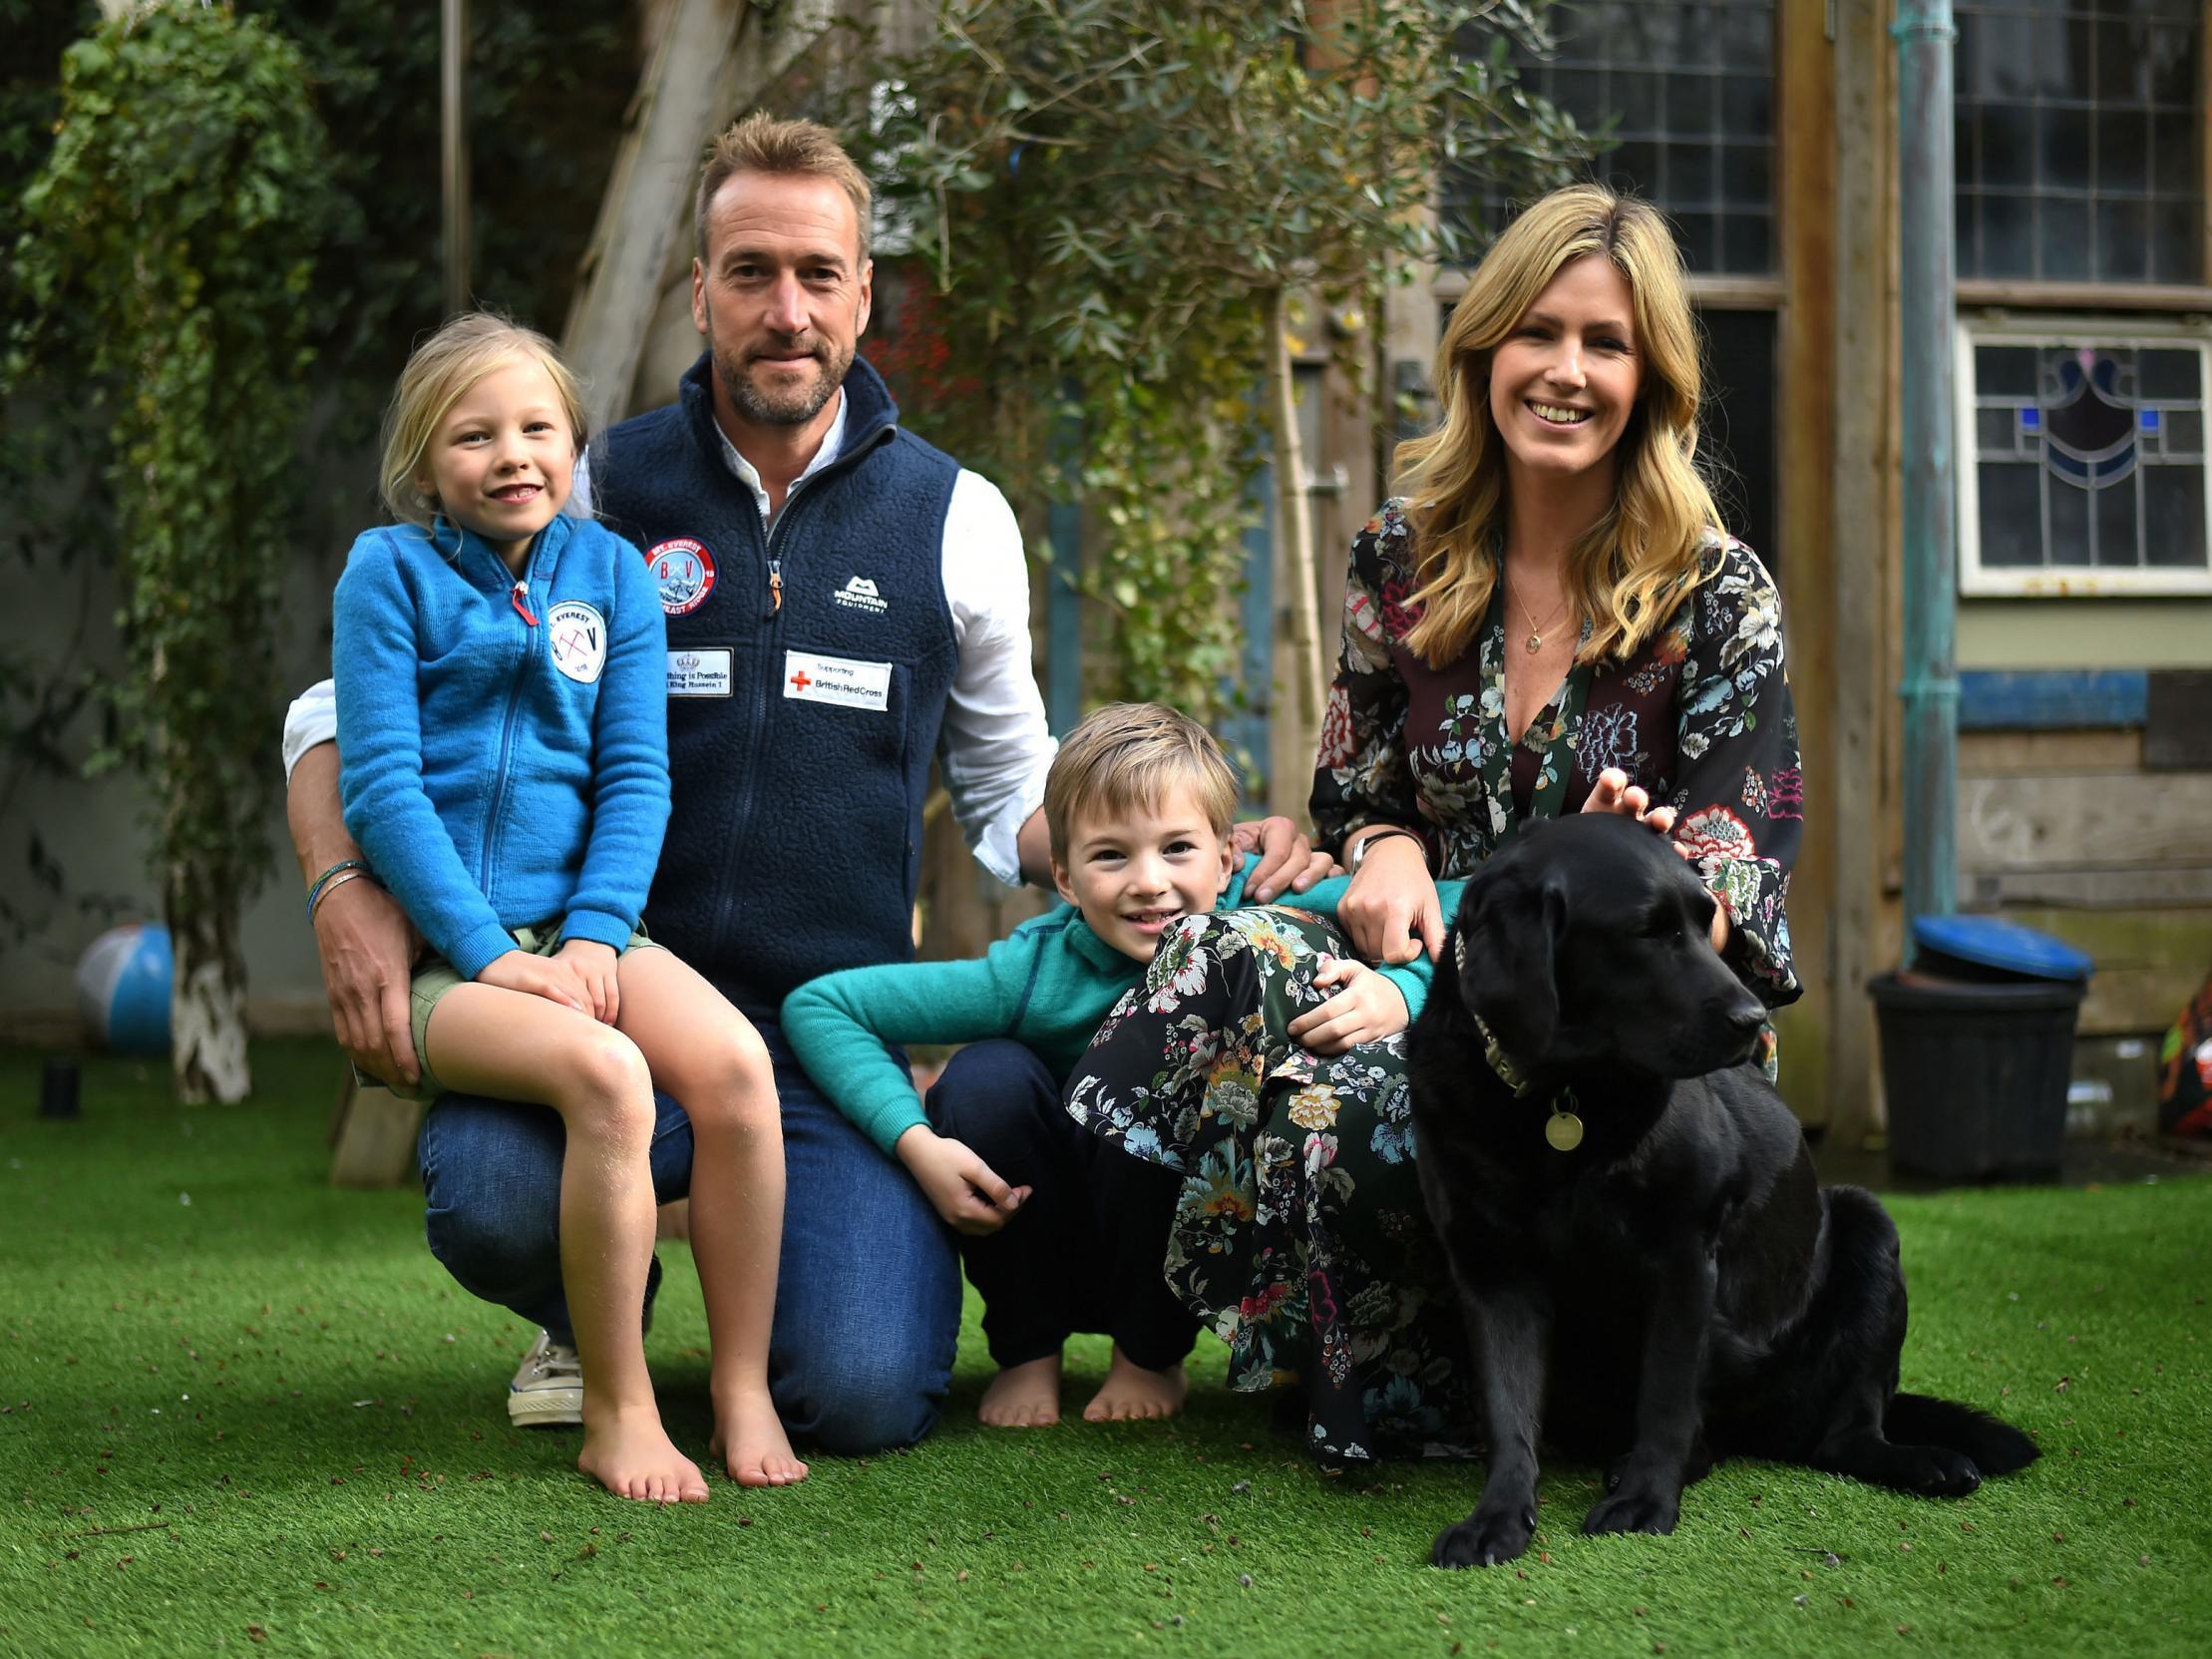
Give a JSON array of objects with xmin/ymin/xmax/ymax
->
[{"xmin": 1065, "ymin": 500, "xmax": 1805, "ymax": 1465}]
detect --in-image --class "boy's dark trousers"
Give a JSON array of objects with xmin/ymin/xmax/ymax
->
[{"xmin": 923, "ymin": 1039, "xmax": 1198, "ymax": 1372}]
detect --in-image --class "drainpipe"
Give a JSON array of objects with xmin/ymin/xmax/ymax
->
[{"xmin": 1894, "ymin": 0, "xmax": 1958, "ymax": 944}]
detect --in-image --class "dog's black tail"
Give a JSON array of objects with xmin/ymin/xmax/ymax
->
[{"xmin": 1885, "ymin": 1393, "xmax": 2039, "ymax": 1476}]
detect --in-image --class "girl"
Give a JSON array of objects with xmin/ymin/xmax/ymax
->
[
  {"xmin": 1064, "ymin": 185, "xmax": 1803, "ymax": 1464},
  {"xmin": 331, "ymin": 313, "xmax": 805, "ymax": 1500}
]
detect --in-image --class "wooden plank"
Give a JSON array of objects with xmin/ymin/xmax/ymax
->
[
  {"xmin": 1958, "ymin": 669, "xmax": 2148, "ymax": 730},
  {"xmin": 1959, "ymin": 728, "xmax": 2143, "ymax": 775},
  {"xmin": 1956, "ymin": 278, "xmax": 2212, "ymax": 312},
  {"xmin": 1985, "ymin": 906, "xmax": 2212, "ymax": 1035},
  {"xmin": 2079, "ymin": 965, "xmax": 2210, "ymax": 1036},
  {"xmin": 1967, "ymin": 866, "xmax": 2212, "ymax": 909},
  {"xmin": 1823, "ymin": 0, "xmax": 1895, "ymax": 1150},
  {"xmin": 1776, "ymin": 0, "xmax": 1836, "ymax": 1132},
  {"xmin": 330, "ymin": 1083, "xmax": 425, "ymax": 1189},
  {"xmin": 1959, "ymin": 772, "xmax": 2212, "ymax": 870},
  {"xmin": 2146, "ymin": 669, "xmax": 2212, "ymax": 770}
]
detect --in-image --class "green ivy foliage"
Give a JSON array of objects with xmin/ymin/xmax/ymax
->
[
  {"xmin": 10, "ymin": 1, "xmax": 339, "ymax": 1095},
  {"xmin": 869, "ymin": 0, "xmax": 1590, "ymax": 734},
  {"xmin": 0, "ymin": 0, "xmax": 637, "ymax": 963}
]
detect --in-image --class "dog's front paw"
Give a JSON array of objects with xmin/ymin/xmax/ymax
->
[
  {"xmin": 1897, "ymin": 1446, "xmax": 1983, "ymax": 1497},
  {"xmin": 1582, "ymin": 1481, "xmax": 1681, "ymax": 1537},
  {"xmin": 1431, "ymin": 1501, "xmax": 1537, "ymax": 1569}
]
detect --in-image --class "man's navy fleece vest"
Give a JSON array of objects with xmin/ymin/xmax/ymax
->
[{"xmin": 591, "ymin": 352, "xmax": 958, "ymax": 1017}]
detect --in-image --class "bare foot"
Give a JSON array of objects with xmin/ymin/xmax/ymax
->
[
  {"xmin": 978, "ymin": 1355, "xmax": 1062, "ymax": 1428},
  {"xmin": 576, "ymin": 1405, "xmax": 710, "ymax": 1503},
  {"xmin": 709, "ymin": 1385, "xmax": 810, "ymax": 1487},
  {"xmin": 1082, "ymin": 1347, "xmax": 1187, "ymax": 1423}
]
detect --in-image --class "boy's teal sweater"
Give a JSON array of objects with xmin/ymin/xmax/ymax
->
[{"xmin": 781, "ymin": 855, "xmax": 1467, "ymax": 1156}]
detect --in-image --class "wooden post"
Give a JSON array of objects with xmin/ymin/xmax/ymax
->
[
  {"xmin": 442, "ymin": 0, "xmax": 469, "ymax": 317},
  {"xmin": 1265, "ymin": 287, "xmax": 1326, "ymax": 821}
]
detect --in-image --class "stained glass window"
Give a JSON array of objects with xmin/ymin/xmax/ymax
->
[
  {"xmin": 1448, "ymin": 0, "xmax": 1778, "ymax": 276},
  {"xmin": 1963, "ymin": 326, "xmax": 2212, "ymax": 590},
  {"xmin": 1955, "ymin": 1, "xmax": 2205, "ymax": 284}
]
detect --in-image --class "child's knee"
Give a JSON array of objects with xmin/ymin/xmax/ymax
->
[
  {"xmin": 679, "ymin": 1020, "xmax": 779, "ymax": 1136},
  {"xmin": 556, "ymin": 1030, "xmax": 655, "ymax": 1137}
]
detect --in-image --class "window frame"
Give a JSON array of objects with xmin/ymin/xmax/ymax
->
[{"xmin": 1954, "ymin": 310, "xmax": 2212, "ymax": 597}]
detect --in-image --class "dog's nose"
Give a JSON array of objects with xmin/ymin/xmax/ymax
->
[{"xmin": 1726, "ymin": 1002, "xmax": 1766, "ymax": 1036}]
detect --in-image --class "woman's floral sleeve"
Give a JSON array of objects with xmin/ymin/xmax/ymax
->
[
  {"xmin": 1309, "ymin": 505, "xmax": 1422, "ymax": 857},
  {"xmin": 1667, "ymin": 541, "xmax": 1803, "ymax": 1008}
]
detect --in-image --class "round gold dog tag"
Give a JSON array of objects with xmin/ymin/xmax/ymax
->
[{"xmin": 1544, "ymin": 1109, "xmax": 1585, "ymax": 1152}]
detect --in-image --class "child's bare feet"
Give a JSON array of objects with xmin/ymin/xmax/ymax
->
[
  {"xmin": 978, "ymin": 1355, "xmax": 1062, "ymax": 1428},
  {"xmin": 577, "ymin": 1406, "xmax": 710, "ymax": 1503},
  {"xmin": 1082, "ymin": 1348, "xmax": 1187, "ymax": 1423},
  {"xmin": 710, "ymin": 1385, "xmax": 810, "ymax": 1487}
]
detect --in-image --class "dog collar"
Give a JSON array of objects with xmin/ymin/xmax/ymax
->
[{"xmin": 1456, "ymin": 932, "xmax": 1585, "ymax": 1150}]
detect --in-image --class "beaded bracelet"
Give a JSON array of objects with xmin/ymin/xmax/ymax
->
[{"xmin": 305, "ymin": 858, "xmax": 371, "ymax": 923}]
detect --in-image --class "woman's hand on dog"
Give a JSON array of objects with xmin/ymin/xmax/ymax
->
[
  {"xmin": 1289, "ymin": 958, "xmax": 1412, "ymax": 1053},
  {"xmin": 1579, "ymin": 769, "xmax": 1729, "ymax": 949},
  {"xmin": 1579, "ymin": 766, "xmax": 1678, "ymax": 836},
  {"xmin": 897, "ymin": 1126, "xmax": 1032, "ymax": 1234},
  {"xmin": 1338, "ymin": 831, "xmax": 1443, "ymax": 965}
]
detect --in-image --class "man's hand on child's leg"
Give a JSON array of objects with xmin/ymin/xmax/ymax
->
[{"xmin": 897, "ymin": 1126, "xmax": 1030, "ymax": 1234}]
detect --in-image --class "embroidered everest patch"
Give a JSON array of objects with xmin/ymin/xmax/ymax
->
[
  {"xmin": 645, "ymin": 538, "xmax": 716, "ymax": 616},
  {"xmin": 667, "ymin": 648, "xmax": 732, "ymax": 696},
  {"xmin": 782, "ymin": 650, "xmax": 891, "ymax": 712},
  {"xmin": 547, "ymin": 602, "xmax": 607, "ymax": 683}
]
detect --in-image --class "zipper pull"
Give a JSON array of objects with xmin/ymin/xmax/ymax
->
[
  {"xmin": 511, "ymin": 581, "xmax": 539, "ymax": 626},
  {"xmin": 766, "ymin": 558, "xmax": 783, "ymax": 616}
]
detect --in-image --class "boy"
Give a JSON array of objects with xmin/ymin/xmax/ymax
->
[{"xmin": 783, "ymin": 703, "xmax": 1436, "ymax": 1427}]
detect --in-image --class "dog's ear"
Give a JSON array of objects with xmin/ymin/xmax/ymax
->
[{"xmin": 1455, "ymin": 863, "xmax": 1567, "ymax": 1060}]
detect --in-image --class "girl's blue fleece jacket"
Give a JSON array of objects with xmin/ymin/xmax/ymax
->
[{"xmin": 333, "ymin": 513, "xmax": 669, "ymax": 981}]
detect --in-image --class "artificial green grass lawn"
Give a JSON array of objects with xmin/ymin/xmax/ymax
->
[{"xmin": 3, "ymin": 1040, "xmax": 2209, "ymax": 1659}]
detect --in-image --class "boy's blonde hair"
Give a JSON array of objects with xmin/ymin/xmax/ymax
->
[
  {"xmin": 378, "ymin": 313, "xmax": 589, "ymax": 530},
  {"xmin": 696, "ymin": 111, "xmax": 873, "ymax": 265},
  {"xmin": 1394, "ymin": 184, "xmax": 1724, "ymax": 667},
  {"xmin": 1045, "ymin": 703, "xmax": 1240, "ymax": 867}
]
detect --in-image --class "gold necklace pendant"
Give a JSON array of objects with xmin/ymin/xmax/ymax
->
[
  {"xmin": 1544, "ymin": 1108, "xmax": 1584, "ymax": 1151},
  {"xmin": 1525, "ymin": 629, "xmax": 1544, "ymax": 654}
]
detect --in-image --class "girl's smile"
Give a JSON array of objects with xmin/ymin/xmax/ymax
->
[{"xmin": 418, "ymin": 357, "xmax": 577, "ymax": 571}]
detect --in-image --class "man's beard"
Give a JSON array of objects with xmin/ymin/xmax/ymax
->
[{"xmin": 711, "ymin": 328, "xmax": 854, "ymax": 427}]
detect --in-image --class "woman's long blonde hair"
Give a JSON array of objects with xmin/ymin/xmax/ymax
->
[
  {"xmin": 378, "ymin": 313, "xmax": 588, "ymax": 531},
  {"xmin": 1396, "ymin": 185, "xmax": 1722, "ymax": 668}
]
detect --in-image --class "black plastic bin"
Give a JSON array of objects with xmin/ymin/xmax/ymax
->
[{"xmin": 1867, "ymin": 916, "xmax": 2092, "ymax": 1182}]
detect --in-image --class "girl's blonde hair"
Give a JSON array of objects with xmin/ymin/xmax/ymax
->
[
  {"xmin": 1395, "ymin": 184, "xmax": 1723, "ymax": 668},
  {"xmin": 378, "ymin": 313, "xmax": 589, "ymax": 530}
]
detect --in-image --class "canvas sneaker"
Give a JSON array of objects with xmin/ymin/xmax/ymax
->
[{"xmin": 507, "ymin": 1329, "xmax": 583, "ymax": 1428}]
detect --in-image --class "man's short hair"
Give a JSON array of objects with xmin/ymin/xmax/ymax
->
[
  {"xmin": 1044, "ymin": 703, "xmax": 1240, "ymax": 868},
  {"xmin": 695, "ymin": 111, "xmax": 872, "ymax": 266}
]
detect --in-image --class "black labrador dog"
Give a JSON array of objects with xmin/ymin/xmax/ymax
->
[{"xmin": 1408, "ymin": 813, "xmax": 2036, "ymax": 1570}]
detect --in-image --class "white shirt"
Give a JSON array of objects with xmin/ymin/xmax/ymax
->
[{"xmin": 285, "ymin": 389, "xmax": 1053, "ymax": 885}]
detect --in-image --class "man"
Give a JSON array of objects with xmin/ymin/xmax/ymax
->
[{"xmin": 285, "ymin": 113, "xmax": 1319, "ymax": 1453}]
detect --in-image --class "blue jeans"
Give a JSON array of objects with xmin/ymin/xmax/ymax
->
[{"xmin": 416, "ymin": 1015, "xmax": 960, "ymax": 1454}]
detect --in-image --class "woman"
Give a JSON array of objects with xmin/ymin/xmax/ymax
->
[{"xmin": 1065, "ymin": 185, "xmax": 1803, "ymax": 1464}]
